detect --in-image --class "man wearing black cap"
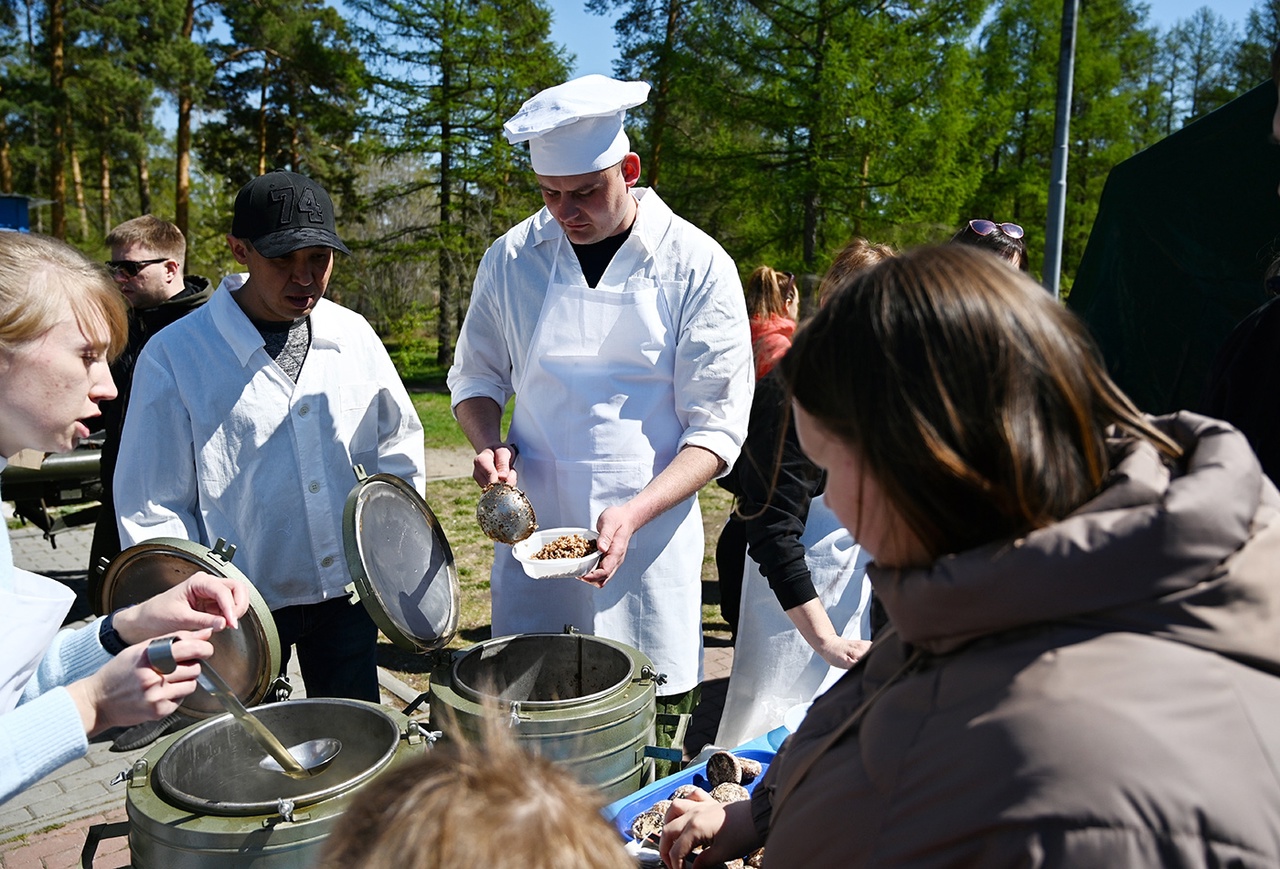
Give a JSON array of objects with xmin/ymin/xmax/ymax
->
[{"xmin": 113, "ymin": 170, "xmax": 425, "ymax": 701}]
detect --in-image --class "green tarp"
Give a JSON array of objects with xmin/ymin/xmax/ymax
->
[{"xmin": 1068, "ymin": 82, "xmax": 1280, "ymax": 415}]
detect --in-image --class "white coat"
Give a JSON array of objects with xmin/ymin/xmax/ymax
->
[
  {"xmin": 448, "ymin": 189, "xmax": 753, "ymax": 694},
  {"xmin": 115, "ymin": 278, "xmax": 426, "ymax": 610}
]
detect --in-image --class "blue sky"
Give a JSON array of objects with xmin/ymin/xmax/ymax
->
[{"xmin": 545, "ymin": 0, "xmax": 1267, "ymax": 79}]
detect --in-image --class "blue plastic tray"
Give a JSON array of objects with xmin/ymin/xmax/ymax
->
[{"xmin": 604, "ymin": 747, "xmax": 775, "ymax": 839}]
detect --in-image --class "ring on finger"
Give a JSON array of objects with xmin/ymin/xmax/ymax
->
[{"xmin": 146, "ymin": 637, "xmax": 179, "ymax": 675}]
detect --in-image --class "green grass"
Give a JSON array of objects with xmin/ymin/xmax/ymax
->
[{"xmin": 408, "ymin": 390, "xmax": 515, "ymax": 449}]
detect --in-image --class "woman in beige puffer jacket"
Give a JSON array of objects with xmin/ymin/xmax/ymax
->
[{"xmin": 661, "ymin": 245, "xmax": 1280, "ymax": 868}]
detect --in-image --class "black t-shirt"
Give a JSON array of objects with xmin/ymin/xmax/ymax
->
[{"xmin": 571, "ymin": 225, "xmax": 633, "ymax": 288}]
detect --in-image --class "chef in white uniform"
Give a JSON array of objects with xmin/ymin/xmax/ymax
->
[{"xmin": 448, "ymin": 75, "xmax": 753, "ymax": 732}]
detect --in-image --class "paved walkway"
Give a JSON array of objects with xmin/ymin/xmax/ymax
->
[{"xmin": 0, "ymin": 451, "xmax": 735, "ymax": 867}]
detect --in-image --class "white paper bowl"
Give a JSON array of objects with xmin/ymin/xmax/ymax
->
[{"xmin": 511, "ymin": 527, "xmax": 601, "ymax": 579}]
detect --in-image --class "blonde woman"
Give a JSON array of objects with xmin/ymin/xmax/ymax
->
[{"xmin": 0, "ymin": 233, "xmax": 246, "ymax": 803}]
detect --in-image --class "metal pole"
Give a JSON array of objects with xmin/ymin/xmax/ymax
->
[{"xmin": 1043, "ymin": 0, "xmax": 1079, "ymax": 298}]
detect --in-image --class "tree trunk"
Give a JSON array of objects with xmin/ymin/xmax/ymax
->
[
  {"xmin": 133, "ymin": 103, "xmax": 152, "ymax": 214},
  {"xmin": 437, "ymin": 78, "xmax": 456, "ymax": 369},
  {"xmin": 174, "ymin": 0, "xmax": 196, "ymax": 238},
  {"xmin": 855, "ymin": 151, "xmax": 870, "ymax": 236},
  {"xmin": 49, "ymin": 0, "xmax": 67, "ymax": 239},
  {"xmin": 257, "ymin": 57, "xmax": 270, "ymax": 175},
  {"xmin": 801, "ymin": 13, "xmax": 827, "ymax": 270},
  {"xmin": 70, "ymin": 134, "xmax": 89, "ymax": 240},
  {"xmin": 289, "ymin": 87, "xmax": 299, "ymax": 170},
  {"xmin": 0, "ymin": 118, "xmax": 12, "ymax": 194},
  {"xmin": 645, "ymin": 0, "xmax": 682, "ymax": 189},
  {"xmin": 100, "ymin": 124, "xmax": 112, "ymax": 232}
]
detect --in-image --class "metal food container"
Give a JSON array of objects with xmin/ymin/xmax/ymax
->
[
  {"xmin": 429, "ymin": 631, "xmax": 662, "ymax": 801},
  {"xmin": 123, "ymin": 699, "xmax": 430, "ymax": 868},
  {"xmin": 97, "ymin": 467, "xmax": 461, "ymax": 867}
]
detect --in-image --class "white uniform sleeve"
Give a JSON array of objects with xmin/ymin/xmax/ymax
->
[
  {"xmin": 447, "ymin": 251, "xmax": 516, "ymax": 412},
  {"xmin": 369, "ymin": 338, "xmax": 427, "ymax": 497},
  {"xmin": 114, "ymin": 349, "xmax": 204, "ymax": 546},
  {"xmin": 672, "ymin": 248, "xmax": 754, "ymax": 473}
]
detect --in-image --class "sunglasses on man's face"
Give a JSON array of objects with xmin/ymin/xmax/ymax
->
[
  {"xmin": 105, "ymin": 257, "xmax": 168, "ymax": 278},
  {"xmin": 968, "ymin": 219, "xmax": 1024, "ymax": 239}
]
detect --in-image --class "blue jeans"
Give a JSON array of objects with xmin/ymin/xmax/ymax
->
[{"xmin": 271, "ymin": 597, "xmax": 380, "ymax": 702}]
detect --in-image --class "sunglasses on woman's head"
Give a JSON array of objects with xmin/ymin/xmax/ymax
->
[
  {"xmin": 105, "ymin": 257, "xmax": 168, "ymax": 278},
  {"xmin": 968, "ymin": 219, "xmax": 1024, "ymax": 239}
]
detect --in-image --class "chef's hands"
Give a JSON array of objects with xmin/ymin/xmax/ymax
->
[
  {"xmin": 472, "ymin": 442, "xmax": 519, "ymax": 489},
  {"xmin": 580, "ymin": 503, "xmax": 639, "ymax": 587},
  {"xmin": 111, "ymin": 572, "xmax": 249, "ymax": 644},
  {"xmin": 660, "ymin": 795, "xmax": 760, "ymax": 869},
  {"xmin": 66, "ymin": 629, "xmax": 215, "ymax": 736},
  {"xmin": 580, "ymin": 447, "xmax": 724, "ymax": 589}
]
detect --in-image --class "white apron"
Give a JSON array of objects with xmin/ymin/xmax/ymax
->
[
  {"xmin": 490, "ymin": 234, "xmax": 705, "ymax": 694},
  {"xmin": 714, "ymin": 494, "xmax": 872, "ymax": 748},
  {"xmin": 0, "ymin": 567, "xmax": 76, "ymax": 714}
]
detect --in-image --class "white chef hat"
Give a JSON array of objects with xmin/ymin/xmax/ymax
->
[{"xmin": 504, "ymin": 74, "xmax": 651, "ymax": 177}]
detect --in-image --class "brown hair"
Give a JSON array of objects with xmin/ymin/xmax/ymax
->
[
  {"xmin": 1271, "ymin": 38, "xmax": 1280, "ymax": 87},
  {"xmin": 780, "ymin": 245, "xmax": 1181, "ymax": 559},
  {"xmin": 744, "ymin": 265, "xmax": 793, "ymax": 319},
  {"xmin": 105, "ymin": 214, "xmax": 186, "ymax": 267},
  {"xmin": 0, "ymin": 232, "xmax": 127, "ymax": 359},
  {"xmin": 818, "ymin": 237, "xmax": 895, "ymax": 307},
  {"xmin": 950, "ymin": 220, "xmax": 1028, "ymax": 272},
  {"xmin": 319, "ymin": 711, "xmax": 632, "ymax": 869}
]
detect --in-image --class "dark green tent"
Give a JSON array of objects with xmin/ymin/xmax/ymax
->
[{"xmin": 1067, "ymin": 82, "xmax": 1280, "ymax": 415}]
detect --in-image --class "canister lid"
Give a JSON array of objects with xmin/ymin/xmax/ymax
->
[
  {"xmin": 96, "ymin": 538, "xmax": 281, "ymax": 716},
  {"xmin": 343, "ymin": 469, "xmax": 459, "ymax": 653}
]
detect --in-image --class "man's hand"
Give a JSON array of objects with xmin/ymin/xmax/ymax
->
[
  {"xmin": 579, "ymin": 502, "xmax": 640, "ymax": 587},
  {"xmin": 578, "ymin": 446, "xmax": 724, "ymax": 589},
  {"xmin": 112, "ymin": 572, "xmax": 250, "ymax": 644},
  {"xmin": 454, "ymin": 397, "xmax": 514, "ymax": 489},
  {"xmin": 472, "ymin": 443, "xmax": 519, "ymax": 489}
]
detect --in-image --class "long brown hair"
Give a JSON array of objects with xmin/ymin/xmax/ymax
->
[
  {"xmin": 818, "ymin": 238, "xmax": 895, "ymax": 308},
  {"xmin": 780, "ymin": 245, "xmax": 1181, "ymax": 559},
  {"xmin": 744, "ymin": 265, "xmax": 792, "ymax": 319}
]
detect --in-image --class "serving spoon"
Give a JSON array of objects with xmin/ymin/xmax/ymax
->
[
  {"xmin": 477, "ymin": 481, "xmax": 538, "ymax": 544},
  {"xmin": 197, "ymin": 660, "xmax": 341, "ymax": 779}
]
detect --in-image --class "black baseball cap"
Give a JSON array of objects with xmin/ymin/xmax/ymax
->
[{"xmin": 231, "ymin": 170, "xmax": 352, "ymax": 258}]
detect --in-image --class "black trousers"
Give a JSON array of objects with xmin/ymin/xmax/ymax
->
[
  {"xmin": 272, "ymin": 597, "xmax": 380, "ymax": 702},
  {"xmin": 714, "ymin": 516, "xmax": 748, "ymax": 643}
]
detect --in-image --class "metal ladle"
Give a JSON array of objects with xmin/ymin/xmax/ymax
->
[
  {"xmin": 195, "ymin": 659, "xmax": 341, "ymax": 779},
  {"xmin": 476, "ymin": 482, "xmax": 538, "ymax": 544}
]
